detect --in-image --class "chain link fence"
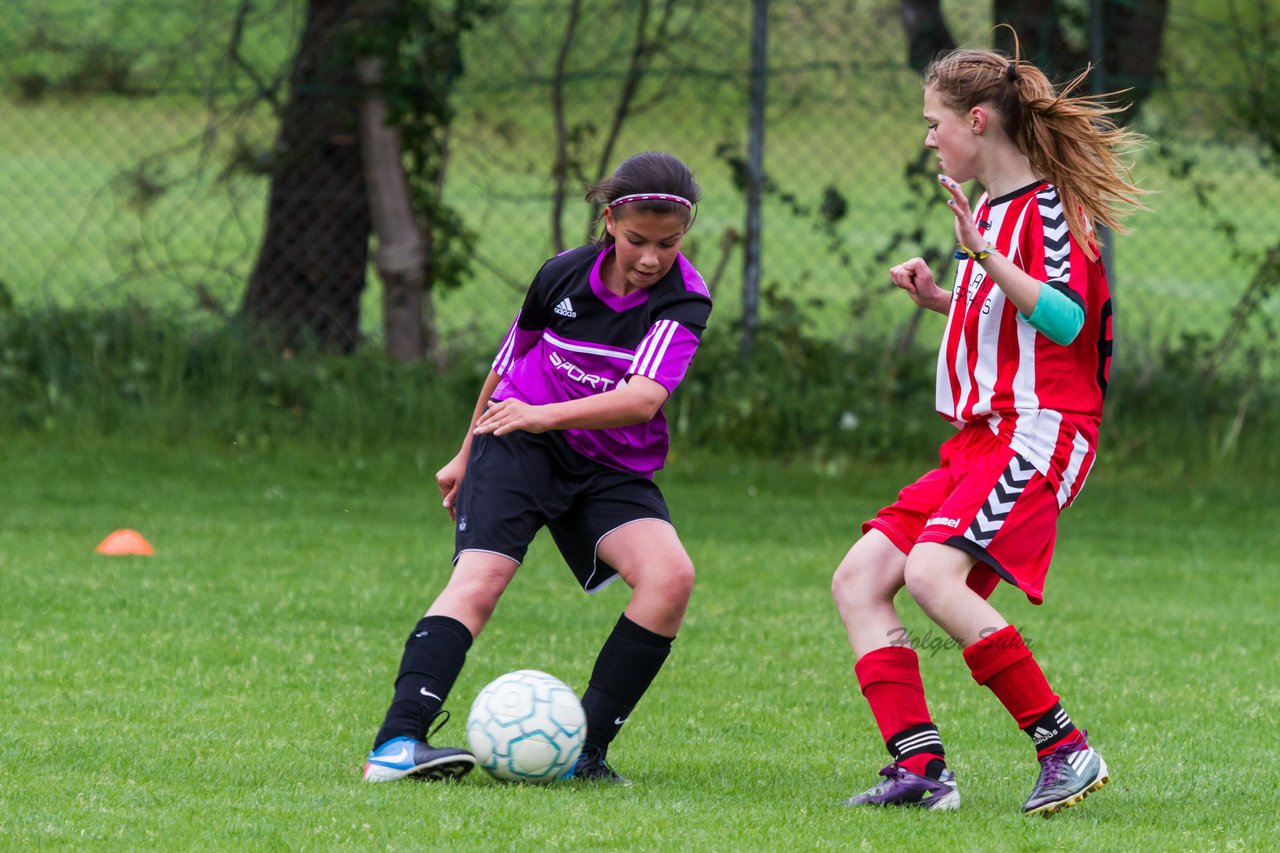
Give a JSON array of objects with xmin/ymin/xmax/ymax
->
[{"xmin": 3, "ymin": 1, "xmax": 1278, "ymax": 377}]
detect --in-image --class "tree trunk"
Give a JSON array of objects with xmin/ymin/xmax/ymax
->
[
  {"xmin": 1101, "ymin": 0, "xmax": 1169, "ymax": 124},
  {"xmin": 549, "ymin": 0, "xmax": 582, "ymax": 254},
  {"xmin": 994, "ymin": 0, "xmax": 1077, "ymax": 79},
  {"xmin": 899, "ymin": 0, "xmax": 955, "ymax": 72},
  {"xmin": 356, "ymin": 54, "xmax": 429, "ymax": 364},
  {"xmin": 994, "ymin": 0, "xmax": 1168, "ymax": 122},
  {"xmin": 242, "ymin": 0, "xmax": 369, "ymax": 353}
]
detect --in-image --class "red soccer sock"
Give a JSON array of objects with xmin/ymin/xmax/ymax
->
[
  {"xmin": 964, "ymin": 625, "xmax": 1086, "ymax": 756},
  {"xmin": 855, "ymin": 646, "xmax": 945, "ymax": 777},
  {"xmin": 962, "ymin": 626, "xmax": 1058, "ymax": 727},
  {"xmin": 1041, "ymin": 728, "xmax": 1086, "ymax": 758}
]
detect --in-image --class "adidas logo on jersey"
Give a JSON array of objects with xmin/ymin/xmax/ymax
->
[{"xmin": 553, "ymin": 298, "xmax": 577, "ymax": 318}]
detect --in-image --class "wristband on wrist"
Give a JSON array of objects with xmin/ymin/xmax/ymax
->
[{"xmin": 954, "ymin": 243, "xmax": 996, "ymax": 261}]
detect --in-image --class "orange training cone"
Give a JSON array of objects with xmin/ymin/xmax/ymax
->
[{"xmin": 95, "ymin": 529, "xmax": 155, "ymax": 556}]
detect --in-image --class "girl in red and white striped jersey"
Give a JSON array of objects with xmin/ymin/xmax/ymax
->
[{"xmin": 833, "ymin": 35, "xmax": 1146, "ymax": 815}]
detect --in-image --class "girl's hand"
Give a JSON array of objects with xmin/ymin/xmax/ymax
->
[
  {"xmin": 939, "ymin": 174, "xmax": 985, "ymax": 252},
  {"xmin": 436, "ymin": 453, "xmax": 467, "ymax": 521},
  {"xmin": 474, "ymin": 398, "xmax": 552, "ymax": 437},
  {"xmin": 890, "ymin": 257, "xmax": 950, "ymax": 314}
]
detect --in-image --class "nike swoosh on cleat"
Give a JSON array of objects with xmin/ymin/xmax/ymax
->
[
  {"xmin": 614, "ymin": 717, "xmax": 627, "ymax": 726},
  {"xmin": 420, "ymin": 688, "xmax": 441, "ymax": 700},
  {"xmin": 373, "ymin": 746, "xmax": 410, "ymax": 764}
]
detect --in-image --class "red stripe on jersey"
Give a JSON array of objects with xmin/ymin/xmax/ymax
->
[
  {"xmin": 988, "ymin": 197, "xmax": 1034, "ymax": 420},
  {"xmin": 958, "ymin": 269, "xmax": 989, "ymax": 423}
]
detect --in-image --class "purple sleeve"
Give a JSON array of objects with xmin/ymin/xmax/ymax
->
[
  {"xmin": 626, "ymin": 319, "xmax": 702, "ymax": 393},
  {"xmin": 491, "ymin": 311, "xmax": 541, "ymax": 376}
]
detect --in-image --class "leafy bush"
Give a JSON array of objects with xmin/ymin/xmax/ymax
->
[
  {"xmin": 0, "ymin": 305, "xmax": 486, "ymax": 447},
  {"xmin": 2, "ymin": 303, "xmax": 1276, "ymax": 467}
]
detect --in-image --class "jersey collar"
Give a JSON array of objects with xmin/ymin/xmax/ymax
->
[
  {"xmin": 590, "ymin": 245, "xmax": 657, "ymax": 313},
  {"xmin": 985, "ymin": 180, "xmax": 1048, "ymax": 208}
]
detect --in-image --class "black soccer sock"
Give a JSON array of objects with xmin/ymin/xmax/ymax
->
[
  {"xmin": 885, "ymin": 723, "xmax": 947, "ymax": 779},
  {"xmin": 373, "ymin": 615, "xmax": 473, "ymax": 749},
  {"xmin": 581, "ymin": 613, "xmax": 674, "ymax": 753},
  {"xmin": 1024, "ymin": 702, "xmax": 1079, "ymax": 755}
]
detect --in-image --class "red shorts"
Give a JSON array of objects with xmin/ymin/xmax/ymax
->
[{"xmin": 863, "ymin": 424, "xmax": 1060, "ymax": 604}]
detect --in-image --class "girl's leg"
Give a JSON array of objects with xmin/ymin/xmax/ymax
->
[
  {"xmin": 902, "ymin": 541, "xmax": 1107, "ymax": 812},
  {"xmin": 372, "ymin": 551, "xmax": 519, "ymax": 749},
  {"xmin": 901, "ymin": 542, "xmax": 1006, "ymax": 646},
  {"xmin": 831, "ymin": 529, "xmax": 909, "ymax": 656},
  {"xmin": 576, "ymin": 520, "xmax": 694, "ymax": 770},
  {"xmin": 903, "ymin": 543, "xmax": 1084, "ymax": 757},
  {"xmin": 832, "ymin": 531, "xmax": 948, "ymax": 782}
]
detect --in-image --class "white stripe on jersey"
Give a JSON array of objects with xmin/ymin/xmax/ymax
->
[
  {"xmin": 1009, "ymin": 200, "xmax": 1033, "ymax": 266},
  {"xmin": 650, "ymin": 321, "xmax": 681, "ymax": 378},
  {"xmin": 632, "ymin": 320, "xmax": 677, "ymax": 377},
  {"xmin": 541, "ymin": 330, "xmax": 633, "ymax": 360},
  {"xmin": 936, "ymin": 296, "xmax": 960, "ymax": 420},
  {"xmin": 492, "ymin": 312, "xmax": 521, "ymax": 374},
  {"xmin": 1055, "ymin": 431, "xmax": 1092, "ymax": 507},
  {"xmin": 971, "ymin": 294, "xmax": 1004, "ymax": 412},
  {"xmin": 637, "ymin": 318, "xmax": 680, "ymax": 376},
  {"xmin": 1008, "ymin": 318, "xmax": 1042, "ymax": 426},
  {"xmin": 939, "ymin": 276, "xmax": 971, "ymax": 423},
  {"xmin": 630, "ymin": 321, "xmax": 663, "ymax": 376},
  {"xmin": 1009, "ymin": 408, "xmax": 1060, "ymax": 479}
]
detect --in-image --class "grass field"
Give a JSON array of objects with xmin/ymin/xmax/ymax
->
[{"xmin": 2, "ymin": 436, "xmax": 1275, "ymax": 848}]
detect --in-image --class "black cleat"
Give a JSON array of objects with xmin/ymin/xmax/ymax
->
[{"xmin": 567, "ymin": 745, "xmax": 632, "ymax": 785}]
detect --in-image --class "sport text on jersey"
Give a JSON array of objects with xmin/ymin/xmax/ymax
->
[{"xmin": 548, "ymin": 350, "xmax": 618, "ymax": 391}]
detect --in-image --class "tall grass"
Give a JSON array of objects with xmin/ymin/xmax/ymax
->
[
  {"xmin": 4, "ymin": 303, "xmax": 1278, "ymax": 470},
  {"xmin": 0, "ymin": 305, "xmax": 485, "ymax": 447}
]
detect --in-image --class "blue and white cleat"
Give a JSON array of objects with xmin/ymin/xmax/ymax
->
[{"xmin": 362, "ymin": 736, "xmax": 477, "ymax": 783}]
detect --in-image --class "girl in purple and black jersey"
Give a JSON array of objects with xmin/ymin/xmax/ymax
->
[{"xmin": 363, "ymin": 152, "xmax": 711, "ymax": 784}]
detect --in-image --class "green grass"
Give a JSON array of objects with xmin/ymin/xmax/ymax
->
[{"xmin": 2, "ymin": 436, "xmax": 1276, "ymax": 848}]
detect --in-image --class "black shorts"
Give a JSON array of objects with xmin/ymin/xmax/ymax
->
[{"xmin": 452, "ymin": 430, "xmax": 672, "ymax": 592}]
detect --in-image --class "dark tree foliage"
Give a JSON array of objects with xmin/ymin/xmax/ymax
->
[{"xmin": 900, "ymin": 0, "xmax": 1169, "ymax": 124}]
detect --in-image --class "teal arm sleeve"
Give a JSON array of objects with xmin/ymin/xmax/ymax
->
[{"xmin": 1021, "ymin": 285, "xmax": 1085, "ymax": 346}]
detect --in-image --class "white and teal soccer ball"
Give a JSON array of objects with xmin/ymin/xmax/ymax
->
[{"xmin": 466, "ymin": 669, "xmax": 586, "ymax": 783}]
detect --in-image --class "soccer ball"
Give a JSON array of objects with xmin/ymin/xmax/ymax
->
[{"xmin": 466, "ymin": 669, "xmax": 586, "ymax": 783}]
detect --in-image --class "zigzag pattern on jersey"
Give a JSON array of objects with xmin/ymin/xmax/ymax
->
[
  {"xmin": 966, "ymin": 454, "xmax": 1036, "ymax": 546},
  {"xmin": 1036, "ymin": 189, "xmax": 1071, "ymax": 293}
]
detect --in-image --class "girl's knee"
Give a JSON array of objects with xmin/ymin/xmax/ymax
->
[
  {"xmin": 901, "ymin": 555, "xmax": 932, "ymax": 603},
  {"xmin": 632, "ymin": 553, "xmax": 695, "ymax": 610},
  {"xmin": 832, "ymin": 556, "xmax": 898, "ymax": 608},
  {"xmin": 902, "ymin": 549, "xmax": 966, "ymax": 606},
  {"xmin": 660, "ymin": 554, "xmax": 695, "ymax": 605}
]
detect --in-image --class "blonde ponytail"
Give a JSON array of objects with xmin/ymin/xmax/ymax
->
[{"xmin": 924, "ymin": 35, "xmax": 1148, "ymax": 260}]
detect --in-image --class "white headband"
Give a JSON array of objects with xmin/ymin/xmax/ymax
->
[{"xmin": 608, "ymin": 193, "xmax": 693, "ymax": 210}]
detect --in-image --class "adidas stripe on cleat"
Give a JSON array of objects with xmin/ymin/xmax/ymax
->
[{"xmin": 1023, "ymin": 731, "xmax": 1110, "ymax": 816}]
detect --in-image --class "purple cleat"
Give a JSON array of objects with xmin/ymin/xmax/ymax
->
[
  {"xmin": 1023, "ymin": 731, "xmax": 1110, "ymax": 816},
  {"xmin": 841, "ymin": 764, "xmax": 960, "ymax": 811}
]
